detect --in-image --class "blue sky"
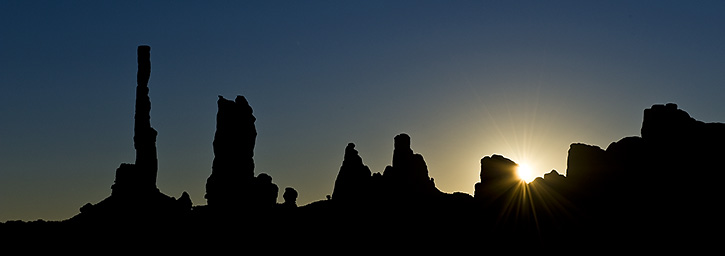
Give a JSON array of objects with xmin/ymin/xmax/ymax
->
[{"xmin": 2, "ymin": 1, "xmax": 724, "ymax": 221}]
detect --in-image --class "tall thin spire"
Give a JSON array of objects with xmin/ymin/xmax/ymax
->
[{"xmin": 134, "ymin": 45, "xmax": 158, "ymax": 188}]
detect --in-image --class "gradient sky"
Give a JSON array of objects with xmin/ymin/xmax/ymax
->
[{"xmin": 2, "ymin": 1, "xmax": 724, "ymax": 221}]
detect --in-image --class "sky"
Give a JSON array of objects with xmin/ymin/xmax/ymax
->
[{"xmin": 2, "ymin": 1, "xmax": 724, "ymax": 221}]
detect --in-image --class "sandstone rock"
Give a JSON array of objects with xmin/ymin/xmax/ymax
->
[
  {"xmin": 283, "ymin": 187, "xmax": 298, "ymax": 208},
  {"xmin": 473, "ymin": 154, "xmax": 519, "ymax": 201},
  {"xmin": 205, "ymin": 95, "xmax": 258, "ymax": 207},
  {"xmin": 73, "ymin": 46, "xmax": 190, "ymax": 225},
  {"xmin": 332, "ymin": 143, "xmax": 372, "ymax": 202},
  {"xmin": 565, "ymin": 143, "xmax": 608, "ymax": 185},
  {"xmin": 382, "ymin": 133, "xmax": 438, "ymax": 200},
  {"xmin": 253, "ymin": 173, "xmax": 279, "ymax": 208}
]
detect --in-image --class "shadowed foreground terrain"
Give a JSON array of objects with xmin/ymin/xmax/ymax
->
[{"xmin": 2, "ymin": 46, "xmax": 723, "ymax": 250}]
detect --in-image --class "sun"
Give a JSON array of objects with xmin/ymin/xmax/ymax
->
[{"xmin": 516, "ymin": 163, "xmax": 536, "ymax": 183}]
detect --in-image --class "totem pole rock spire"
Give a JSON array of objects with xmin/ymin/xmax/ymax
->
[
  {"xmin": 133, "ymin": 45, "xmax": 158, "ymax": 189},
  {"xmin": 74, "ymin": 46, "xmax": 191, "ymax": 224}
]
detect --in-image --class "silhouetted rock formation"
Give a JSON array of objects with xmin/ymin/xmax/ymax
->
[
  {"xmin": 566, "ymin": 143, "xmax": 609, "ymax": 188},
  {"xmin": 381, "ymin": 133, "xmax": 439, "ymax": 200},
  {"xmin": 331, "ymin": 143, "xmax": 372, "ymax": 203},
  {"xmin": 71, "ymin": 46, "xmax": 190, "ymax": 225},
  {"xmin": 204, "ymin": 95, "xmax": 257, "ymax": 208},
  {"xmin": 473, "ymin": 154, "xmax": 520, "ymax": 203},
  {"xmin": 526, "ymin": 103, "xmax": 725, "ymax": 247},
  {"xmin": 565, "ymin": 103, "xmax": 725, "ymax": 199},
  {"xmin": 640, "ymin": 103, "xmax": 725, "ymax": 184},
  {"xmin": 111, "ymin": 45, "xmax": 159, "ymax": 195},
  {"xmin": 642, "ymin": 103, "xmax": 698, "ymax": 142},
  {"xmin": 466, "ymin": 103, "xmax": 725, "ymax": 245},
  {"xmin": 8, "ymin": 46, "xmax": 724, "ymax": 251},
  {"xmin": 252, "ymin": 173, "xmax": 279, "ymax": 208},
  {"xmin": 534, "ymin": 169, "xmax": 566, "ymax": 188},
  {"xmin": 330, "ymin": 134, "xmax": 442, "ymax": 207},
  {"xmin": 204, "ymin": 95, "xmax": 281, "ymax": 211},
  {"xmin": 133, "ymin": 45, "xmax": 158, "ymax": 190},
  {"xmin": 282, "ymin": 187, "xmax": 298, "ymax": 208}
]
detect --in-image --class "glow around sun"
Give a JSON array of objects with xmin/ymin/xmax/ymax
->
[{"xmin": 516, "ymin": 163, "xmax": 536, "ymax": 183}]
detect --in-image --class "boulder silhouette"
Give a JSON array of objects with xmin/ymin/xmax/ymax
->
[
  {"xmin": 252, "ymin": 173, "xmax": 279, "ymax": 208},
  {"xmin": 282, "ymin": 187, "xmax": 298, "ymax": 208}
]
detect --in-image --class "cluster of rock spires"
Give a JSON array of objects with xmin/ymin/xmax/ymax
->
[
  {"xmin": 331, "ymin": 134, "xmax": 440, "ymax": 205},
  {"xmin": 70, "ymin": 46, "xmax": 295, "ymax": 226},
  {"xmin": 9, "ymin": 46, "xmax": 722, "ymax": 249},
  {"xmin": 326, "ymin": 102, "xmax": 723, "ymax": 247}
]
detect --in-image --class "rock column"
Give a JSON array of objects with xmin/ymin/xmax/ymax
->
[
  {"xmin": 205, "ymin": 95, "xmax": 258, "ymax": 207},
  {"xmin": 133, "ymin": 45, "xmax": 158, "ymax": 189}
]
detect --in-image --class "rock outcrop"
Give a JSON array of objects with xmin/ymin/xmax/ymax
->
[
  {"xmin": 382, "ymin": 133, "xmax": 439, "ymax": 200},
  {"xmin": 252, "ymin": 173, "xmax": 279, "ymax": 208},
  {"xmin": 282, "ymin": 187, "xmax": 298, "ymax": 208},
  {"xmin": 563, "ymin": 103, "xmax": 725, "ymax": 199},
  {"xmin": 72, "ymin": 46, "xmax": 190, "ymax": 225},
  {"xmin": 204, "ymin": 95, "xmax": 257, "ymax": 208},
  {"xmin": 132, "ymin": 45, "xmax": 158, "ymax": 190},
  {"xmin": 205, "ymin": 95, "xmax": 281, "ymax": 211},
  {"xmin": 565, "ymin": 143, "xmax": 608, "ymax": 187},
  {"xmin": 473, "ymin": 154, "xmax": 520, "ymax": 203},
  {"xmin": 111, "ymin": 45, "xmax": 159, "ymax": 196},
  {"xmin": 331, "ymin": 143, "xmax": 372, "ymax": 203},
  {"xmin": 331, "ymin": 134, "xmax": 441, "ymax": 206}
]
